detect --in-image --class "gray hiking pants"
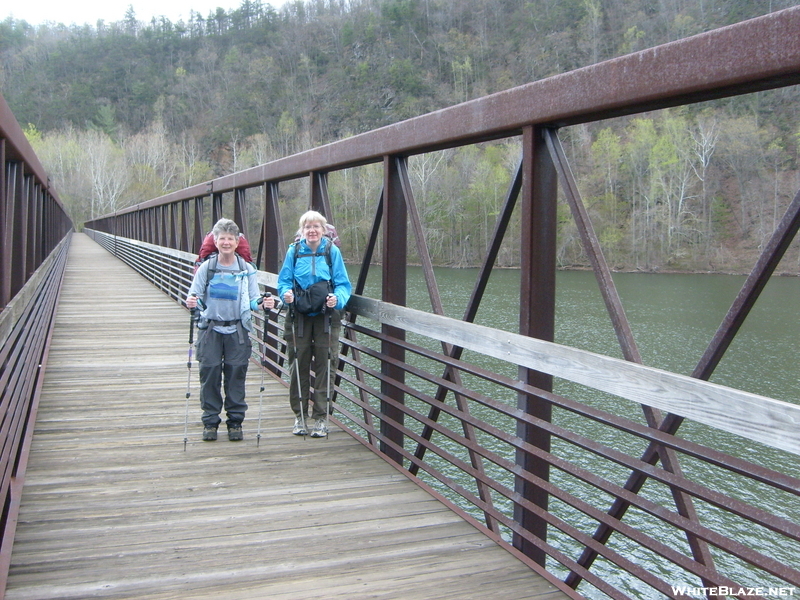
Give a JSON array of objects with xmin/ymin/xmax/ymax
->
[{"xmin": 196, "ymin": 325, "xmax": 251, "ymax": 428}]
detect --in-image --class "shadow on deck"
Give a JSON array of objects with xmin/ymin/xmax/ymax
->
[{"xmin": 4, "ymin": 234, "xmax": 567, "ymax": 600}]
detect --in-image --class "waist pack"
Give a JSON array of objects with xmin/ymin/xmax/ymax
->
[{"xmin": 294, "ymin": 280, "xmax": 332, "ymax": 315}]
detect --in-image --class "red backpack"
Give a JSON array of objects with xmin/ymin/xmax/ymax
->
[{"xmin": 193, "ymin": 232, "xmax": 253, "ymax": 273}]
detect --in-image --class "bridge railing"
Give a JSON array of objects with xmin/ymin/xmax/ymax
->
[
  {"xmin": 85, "ymin": 228, "xmax": 800, "ymax": 600},
  {"xmin": 0, "ymin": 94, "xmax": 73, "ymax": 587},
  {"xmin": 83, "ymin": 8, "xmax": 800, "ymax": 600}
]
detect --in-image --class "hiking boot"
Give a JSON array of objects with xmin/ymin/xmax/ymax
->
[
  {"xmin": 203, "ymin": 426, "xmax": 218, "ymax": 441},
  {"xmin": 310, "ymin": 419, "xmax": 328, "ymax": 438},
  {"xmin": 292, "ymin": 417, "xmax": 308, "ymax": 436},
  {"xmin": 227, "ymin": 424, "xmax": 243, "ymax": 441}
]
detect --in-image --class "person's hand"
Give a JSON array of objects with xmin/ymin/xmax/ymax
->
[
  {"xmin": 283, "ymin": 290, "xmax": 294, "ymax": 304},
  {"xmin": 326, "ymin": 293, "xmax": 336, "ymax": 308},
  {"xmin": 186, "ymin": 294, "xmax": 198, "ymax": 309},
  {"xmin": 262, "ymin": 294, "xmax": 275, "ymax": 310}
]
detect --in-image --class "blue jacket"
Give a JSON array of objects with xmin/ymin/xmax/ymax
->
[{"xmin": 277, "ymin": 237, "xmax": 352, "ymax": 314}]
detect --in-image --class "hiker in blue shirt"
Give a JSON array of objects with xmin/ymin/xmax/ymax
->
[
  {"xmin": 186, "ymin": 218, "xmax": 274, "ymax": 442},
  {"xmin": 277, "ymin": 210, "xmax": 351, "ymax": 438}
]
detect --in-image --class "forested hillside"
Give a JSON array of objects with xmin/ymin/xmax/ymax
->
[{"xmin": 2, "ymin": 0, "xmax": 800, "ymax": 272}]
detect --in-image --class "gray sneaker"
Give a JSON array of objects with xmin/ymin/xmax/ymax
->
[
  {"xmin": 203, "ymin": 426, "xmax": 218, "ymax": 441},
  {"xmin": 227, "ymin": 424, "xmax": 243, "ymax": 441},
  {"xmin": 292, "ymin": 417, "xmax": 308, "ymax": 436},
  {"xmin": 310, "ymin": 419, "xmax": 328, "ymax": 438}
]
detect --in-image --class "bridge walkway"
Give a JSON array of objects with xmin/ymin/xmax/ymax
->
[{"xmin": 4, "ymin": 234, "xmax": 567, "ymax": 600}]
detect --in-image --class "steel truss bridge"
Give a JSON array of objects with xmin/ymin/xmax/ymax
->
[{"xmin": 2, "ymin": 8, "xmax": 800, "ymax": 600}]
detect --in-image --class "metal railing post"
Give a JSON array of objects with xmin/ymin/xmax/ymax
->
[
  {"xmin": 513, "ymin": 125, "xmax": 557, "ymax": 566},
  {"xmin": 380, "ymin": 156, "xmax": 407, "ymax": 465}
]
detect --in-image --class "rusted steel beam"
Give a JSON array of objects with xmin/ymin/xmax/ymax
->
[
  {"xmin": 211, "ymin": 193, "xmax": 222, "ymax": 225},
  {"xmin": 544, "ymin": 130, "xmax": 640, "ymax": 364},
  {"xmin": 138, "ymin": 210, "xmax": 148, "ymax": 244},
  {"xmin": 514, "ymin": 126, "xmax": 557, "ymax": 565},
  {"xmin": 27, "ymin": 181, "xmax": 40, "ymax": 273},
  {"xmin": 160, "ymin": 205, "xmax": 169, "ymax": 247},
  {"xmin": 192, "ymin": 197, "xmax": 204, "ymax": 254},
  {"xmin": 11, "ymin": 165, "xmax": 26, "ymax": 299},
  {"xmin": 380, "ymin": 157, "xmax": 407, "ymax": 465},
  {"xmin": 172, "ymin": 204, "xmax": 179, "ymax": 251},
  {"xmin": 233, "ymin": 188, "xmax": 247, "ymax": 239},
  {"xmin": 258, "ymin": 182, "xmax": 283, "ymax": 273},
  {"xmin": 257, "ymin": 184, "xmax": 284, "ymax": 376},
  {"xmin": 155, "ymin": 206, "xmax": 163, "ymax": 247},
  {"xmin": 310, "ymin": 171, "xmax": 333, "ymax": 219},
  {"xmin": 151, "ymin": 209, "xmax": 157, "ymax": 245},
  {"xmin": 144, "ymin": 209, "xmax": 153, "ymax": 244},
  {"xmin": 179, "ymin": 200, "xmax": 191, "ymax": 253},
  {"xmin": 0, "ymin": 141, "xmax": 7, "ymax": 309}
]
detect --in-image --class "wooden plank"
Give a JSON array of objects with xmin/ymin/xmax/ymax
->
[
  {"xmin": 348, "ymin": 294, "xmax": 800, "ymax": 457},
  {"xmin": 5, "ymin": 233, "xmax": 569, "ymax": 600}
]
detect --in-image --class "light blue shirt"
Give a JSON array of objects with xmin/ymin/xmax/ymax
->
[{"xmin": 189, "ymin": 255, "xmax": 260, "ymax": 332}]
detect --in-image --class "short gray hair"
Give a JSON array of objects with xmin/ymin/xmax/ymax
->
[
  {"xmin": 298, "ymin": 210, "xmax": 327, "ymax": 231},
  {"xmin": 212, "ymin": 218, "xmax": 240, "ymax": 239}
]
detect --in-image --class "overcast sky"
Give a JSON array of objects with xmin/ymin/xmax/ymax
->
[{"xmin": 3, "ymin": 0, "xmax": 283, "ymax": 27}]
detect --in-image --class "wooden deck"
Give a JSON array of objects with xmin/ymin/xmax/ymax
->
[{"xmin": 4, "ymin": 234, "xmax": 568, "ymax": 600}]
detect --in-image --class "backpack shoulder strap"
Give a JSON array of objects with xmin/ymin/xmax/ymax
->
[
  {"xmin": 202, "ymin": 254, "xmax": 218, "ymax": 298},
  {"xmin": 323, "ymin": 239, "xmax": 333, "ymax": 269},
  {"xmin": 208, "ymin": 254, "xmax": 219, "ymax": 277},
  {"xmin": 291, "ymin": 241, "xmax": 301, "ymax": 270},
  {"xmin": 292, "ymin": 240, "xmax": 333, "ymax": 277}
]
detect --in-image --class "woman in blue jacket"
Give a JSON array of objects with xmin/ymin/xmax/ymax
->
[{"xmin": 278, "ymin": 211, "xmax": 351, "ymax": 437}]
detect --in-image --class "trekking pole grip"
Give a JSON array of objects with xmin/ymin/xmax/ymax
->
[
  {"xmin": 261, "ymin": 293, "xmax": 271, "ymax": 366},
  {"xmin": 188, "ymin": 293, "xmax": 197, "ymax": 345}
]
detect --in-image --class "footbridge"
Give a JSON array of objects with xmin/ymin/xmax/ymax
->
[{"xmin": 2, "ymin": 8, "xmax": 800, "ymax": 600}]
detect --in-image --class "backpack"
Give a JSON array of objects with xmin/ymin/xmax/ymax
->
[{"xmin": 193, "ymin": 232, "xmax": 253, "ymax": 273}]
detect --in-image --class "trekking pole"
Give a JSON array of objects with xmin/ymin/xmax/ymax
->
[
  {"xmin": 256, "ymin": 293, "xmax": 272, "ymax": 448},
  {"xmin": 325, "ymin": 295, "xmax": 335, "ymax": 439},
  {"xmin": 183, "ymin": 294, "xmax": 197, "ymax": 451},
  {"xmin": 289, "ymin": 304, "xmax": 308, "ymax": 439}
]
